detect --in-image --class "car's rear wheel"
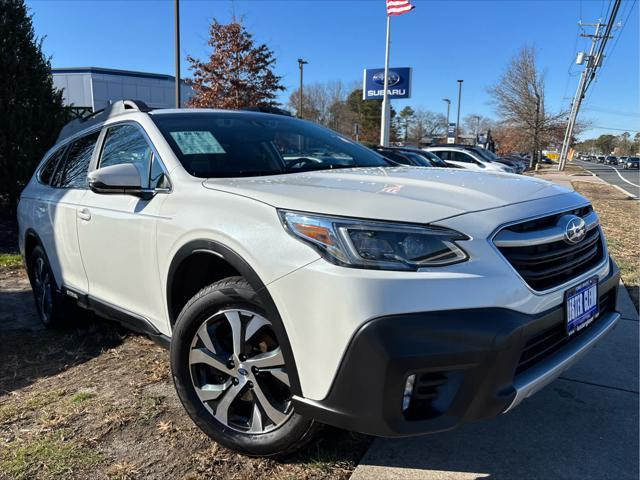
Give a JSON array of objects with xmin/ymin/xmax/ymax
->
[
  {"xmin": 28, "ymin": 245, "xmax": 66, "ymax": 327},
  {"xmin": 171, "ymin": 276, "xmax": 318, "ymax": 456}
]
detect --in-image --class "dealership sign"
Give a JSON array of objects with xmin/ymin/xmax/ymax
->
[
  {"xmin": 362, "ymin": 67, "xmax": 412, "ymax": 100},
  {"xmin": 447, "ymin": 123, "xmax": 456, "ymax": 144}
]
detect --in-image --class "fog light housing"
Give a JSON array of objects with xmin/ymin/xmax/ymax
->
[{"xmin": 402, "ymin": 374, "xmax": 416, "ymax": 411}]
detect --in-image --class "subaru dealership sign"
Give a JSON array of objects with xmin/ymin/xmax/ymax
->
[{"xmin": 363, "ymin": 67, "xmax": 412, "ymax": 100}]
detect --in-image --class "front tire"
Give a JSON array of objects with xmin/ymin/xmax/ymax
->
[{"xmin": 170, "ymin": 276, "xmax": 318, "ymax": 456}]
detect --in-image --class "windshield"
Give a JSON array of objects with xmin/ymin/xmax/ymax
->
[
  {"xmin": 472, "ymin": 147, "xmax": 500, "ymax": 162},
  {"xmin": 417, "ymin": 150, "xmax": 448, "ymax": 167},
  {"xmin": 151, "ymin": 112, "xmax": 390, "ymax": 178}
]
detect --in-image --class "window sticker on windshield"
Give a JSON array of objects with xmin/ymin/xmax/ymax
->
[{"xmin": 169, "ymin": 131, "xmax": 226, "ymax": 155}]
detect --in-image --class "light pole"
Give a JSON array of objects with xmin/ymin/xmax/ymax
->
[
  {"xmin": 442, "ymin": 98, "xmax": 451, "ymax": 139},
  {"xmin": 174, "ymin": 0, "xmax": 181, "ymax": 108},
  {"xmin": 455, "ymin": 80, "xmax": 463, "ymax": 143},
  {"xmin": 297, "ymin": 58, "xmax": 308, "ymax": 118}
]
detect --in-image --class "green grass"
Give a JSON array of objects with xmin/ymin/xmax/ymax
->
[
  {"xmin": 0, "ymin": 253, "xmax": 22, "ymax": 269},
  {"xmin": 0, "ymin": 430, "xmax": 103, "ymax": 479},
  {"xmin": 0, "ymin": 389, "xmax": 66, "ymax": 424},
  {"xmin": 71, "ymin": 391, "xmax": 96, "ymax": 404}
]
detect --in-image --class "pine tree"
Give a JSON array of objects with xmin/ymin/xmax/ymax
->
[
  {"xmin": 187, "ymin": 18, "xmax": 284, "ymax": 109},
  {"xmin": 0, "ymin": 0, "xmax": 67, "ymax": 210}
]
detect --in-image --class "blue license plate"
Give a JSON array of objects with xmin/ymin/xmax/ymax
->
[{"xmin": 565, "ymin": 276, "xmax": 599, "ymax": 335}]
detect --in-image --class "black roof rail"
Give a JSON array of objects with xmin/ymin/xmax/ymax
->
[
  {"xmin": 56, "ymin": 99, "xmax": 152, "ymax": 143},
  {"xmin": 241, "ymin": 106, "xmax": 293, "ymax": 117}
]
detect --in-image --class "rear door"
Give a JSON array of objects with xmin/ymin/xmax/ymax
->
[
  {"xmin": 76, "ymin": 122, "xmax": 171, "ymax": 328},
  {"xmin": 42, "ymin": 131, "xmax": 100, "ymax": 293}
]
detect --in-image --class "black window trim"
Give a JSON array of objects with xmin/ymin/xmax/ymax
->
[{"xmin": 97, "ymin": 120, "xmax": 172, "ymax": 193}]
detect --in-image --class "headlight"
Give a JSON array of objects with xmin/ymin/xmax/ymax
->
[{"xmin": 279, "ymin": 210, "xmax": 469, "ymax": 270}]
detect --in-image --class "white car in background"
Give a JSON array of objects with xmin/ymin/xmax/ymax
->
[
  {"xmin": 17, "ymin": 100, "xmax": 620, "ymax": 456},
  {"xmin": 425, "ymin": 146, "xmax": 515, "ymax": 173}
]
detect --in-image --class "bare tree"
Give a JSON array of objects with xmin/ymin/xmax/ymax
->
[
  {"xmin": 287, "ymin": 80, "xmax": 358, "ymax": 136},
  {"xmin": 408, "ymin": 109, "xmax": 446, "ymax": 144},
  {"xmin": 462, "ymin": 114, "xmax": 495, "ymax": 136},
  {"xmin": 489, "ymin": 46, "xmax": 565, "ymax": 166}
]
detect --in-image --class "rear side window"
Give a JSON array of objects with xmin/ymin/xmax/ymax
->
[
  {"xmin": 38, "ymin": 146, "xmax": 66, "ymax": 185},
  {"xmin": 100, "ymin": 124, "xmax": 153, "ymax": 184},
  {"xmin": 55, "ymin": 131, "xmax": 100, "ymax": 188},
  {"xmin": 433, "ymin": 150, "xmax": 449, "ymax": 161}
]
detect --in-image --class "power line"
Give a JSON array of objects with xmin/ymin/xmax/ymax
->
[{"xmin": 558, "ymin": 0, "xmax": 624, "ymax": 170}]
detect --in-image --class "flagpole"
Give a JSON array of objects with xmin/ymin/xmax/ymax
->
[{"xmin": 380, "ymin": 14, "xmax": 391, "ymax": 147}]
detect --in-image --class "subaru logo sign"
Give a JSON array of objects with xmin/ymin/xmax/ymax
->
[
  {"xmin": 372, "ymin": 70, "xmax": 400, "ymax": 87},
  {"xmin": 559, "ymin": 215, "xmax": 587, "ymax": 244},
  {"xmin": 363, "ymin": 67, "xmax": 412, "ymax": 100}
]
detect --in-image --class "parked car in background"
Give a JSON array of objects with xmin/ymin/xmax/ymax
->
[
  {"xmin": 623, "ymin": 157, "xmax": 639, "ymax": 169},
  {"xmin": 18, "ymin": 100, "xmax": 621, "ymax": 456},
  {"xmin": 539, "ymin": 155, "xmax": 554, "ymax": 164},
  {"xmin": 377, "ymin": 146, "xmax": 451, "ymax": 168},
  {"xmin": 426, "ymin": 146, "xmax": 516, "ymax": 173},
  {"xmin": 374, "ymin": 147, "xmax": 450, "ymax": 168},
  {"xmin": 605, "ymin": 156, "xmax": 618, "ymax": 165},
  {"xmin": 471, "ymin": 147, "xmax": 526, "ymax": 173},
  {"xmin": 597, "ymin": 156, "xmax": 606, "ymax": 163}
]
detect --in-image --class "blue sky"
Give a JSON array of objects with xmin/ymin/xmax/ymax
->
[{"xmin": 28, "ymin": 0, "xmax": 639, "ymax": 139}]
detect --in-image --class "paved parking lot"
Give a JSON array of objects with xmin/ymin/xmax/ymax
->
[
  {"xmin": 351, "ymin": 286, "xmax": 639, "ymax": 480},
  {"xmin": 574, "ymin": 160, "xmax": 640, "ymax": 198}
]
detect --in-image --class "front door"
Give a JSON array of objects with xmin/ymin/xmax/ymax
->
[{"xmin": 76, "ymin": 123, "xmax": 170, "ymax": 328}]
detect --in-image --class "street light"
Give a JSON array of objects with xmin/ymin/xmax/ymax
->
[
  {"xmin": 455, "ymin": 80, "xmax": 463, "ymax": 143},
  {"xmin": 297, "ymin": 58, "xmax": 308, "ymax": 118},
  {"xmin": 442, "ymin": 98, "xmax": 451, "ymax": 138}
]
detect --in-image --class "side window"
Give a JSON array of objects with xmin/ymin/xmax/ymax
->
[
  {"xmin": 55, "ymin": 131, "xmax": 100, "ymax": 188},
  {"xmin": 435, "ymin": 151, "xmax": 449, "ymax": 161},
  {"xmin": 452, "ymin": 151, "xmax": 474, "ymax": 164},
  {"xmin": 39, "ymin": 146, "xmax": 66, "ymax": 185},
  {"xmin": 100, "ymin": 124, "xmax": 153, "ymax": 186}
]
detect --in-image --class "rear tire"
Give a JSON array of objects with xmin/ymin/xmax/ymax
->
[
  {"xmin": 170, "ymin": 276, "xmax": 319, "ymax": 456},
  {"xmin": 28, "ymin": 245, "xmax": 67, "ymax": 328}
]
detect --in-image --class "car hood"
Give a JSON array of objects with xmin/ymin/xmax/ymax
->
[{"xmin": 202, "ymin": 167, "xmax": 571, "ymax": 224}]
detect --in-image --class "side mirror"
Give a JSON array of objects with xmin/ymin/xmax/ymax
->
[{"xmin": 88, "ymin": 163, "xmax": 152, "ymax": 199}]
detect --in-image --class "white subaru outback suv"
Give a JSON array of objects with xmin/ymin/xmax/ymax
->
[{"xmin": 18, "ymin": 100, "xmax": 620, "ymax": 456}]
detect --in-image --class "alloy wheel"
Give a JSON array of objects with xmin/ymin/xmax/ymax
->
[
  {"xmin": 188, "ymin": 309, "xmax": 292, "ymax": 434},
  {"xmin": 33, "ymin": 257, "xmax": 53, "ymax": 324}
]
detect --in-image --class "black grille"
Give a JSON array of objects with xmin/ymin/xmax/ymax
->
[
  {"xmin": 515, "ymin": 288, "xmax": 616, "ymax": 376},
  {"xmin": 496, "ymin": 211, "xmax": 605, "ymax": 291}
]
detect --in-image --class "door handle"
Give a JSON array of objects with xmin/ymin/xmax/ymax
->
[{"xmin": 77, "ymin": 208, "xmax": 91, "ymax": 221}]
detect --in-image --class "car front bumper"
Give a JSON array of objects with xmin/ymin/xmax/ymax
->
[{"xmin": 292, "ymin": 259, "xmax": 620, "ymax": 437}]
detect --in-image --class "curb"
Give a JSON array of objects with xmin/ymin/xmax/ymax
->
[{"xmin": 611, "ymin": 183, "xmax": 639, "ymax": 200}]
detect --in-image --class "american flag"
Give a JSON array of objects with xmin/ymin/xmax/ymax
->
[{"xmin": 386, "ymin": 0, "xmax": 415, "ymax": 16}]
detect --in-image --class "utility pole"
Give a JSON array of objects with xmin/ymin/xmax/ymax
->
[
  {"xmin": 174, "ymin": 0, "xmax": 181, "ymax": 108},
  {"xmin": 455, "ymin": 80, "xmax": 463, "ymax": 143},
  {"xmin": 559, "ymin": 0, "xmax": 622, "ymax": 170},
  {"xmin": 297, "ymin": 58, "xmax": 308, "ymax": 119},
  {"xmin": 442, "ymin": 98, "xmax": 451, "ymax": 132}
]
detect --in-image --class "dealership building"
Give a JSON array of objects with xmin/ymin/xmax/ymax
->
[{"xmin": 52, "ymin": 66, "xmax": 193, "ymax": 113}]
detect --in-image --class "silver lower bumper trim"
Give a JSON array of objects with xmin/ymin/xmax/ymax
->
[{"xmin": 504, "ymin": 311, "xmax": 620, "ymax": 413}]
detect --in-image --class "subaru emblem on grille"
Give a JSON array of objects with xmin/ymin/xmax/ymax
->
[{"xmin": 560, "ymin": 215, "xmax": 587, "ymax": 244}]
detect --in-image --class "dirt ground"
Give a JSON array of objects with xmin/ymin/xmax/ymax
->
[{"xmin": 0, "ymin": 266, "xmax": 370, "ymax": 480}]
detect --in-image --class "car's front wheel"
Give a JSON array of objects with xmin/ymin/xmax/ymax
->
[{"xmin": 170, "ymin": 276, "xmax": 318, "ymax": 456}]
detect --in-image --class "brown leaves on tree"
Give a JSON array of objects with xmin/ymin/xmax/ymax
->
[{"xmin": 186, "ymin": 19, "xmax": 284, "ymax": 110}]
